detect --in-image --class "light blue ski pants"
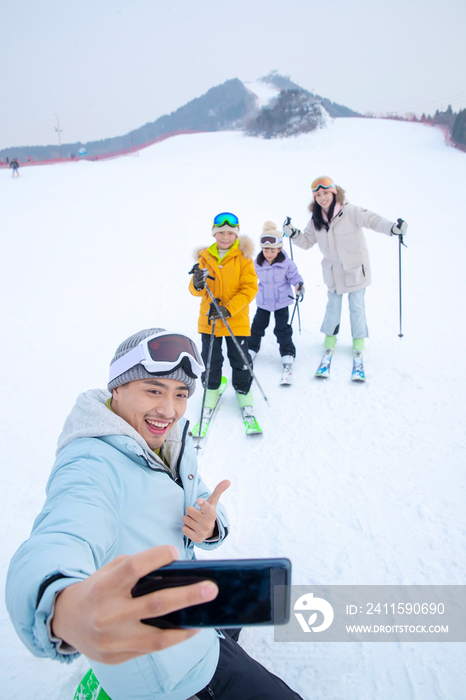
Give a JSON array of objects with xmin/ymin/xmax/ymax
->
[{"xmin": 320, "ymin": 289, "xmax": 368, "ymax": 339}]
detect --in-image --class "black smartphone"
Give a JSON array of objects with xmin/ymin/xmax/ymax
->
[{"xmin": 131, "ymin": 557, "xmax": 291, "ymax": 629}]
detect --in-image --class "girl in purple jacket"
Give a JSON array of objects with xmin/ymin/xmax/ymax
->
[{"xmin": 250, "ymin": 221, "xmax": 304, "ymax": 383}]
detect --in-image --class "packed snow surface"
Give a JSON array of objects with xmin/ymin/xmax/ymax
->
[{"xmin": 1, "ymin": 118, "xmax": 465, "ymax": 699}]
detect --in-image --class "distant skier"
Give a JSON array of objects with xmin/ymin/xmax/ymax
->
[
  {"xmin": 10, "ymin": 158, "xmax": 19, "ymax": 178},
  {"xmin": 283, "ymin": 176, "xmax": 407, "ymax": 381},
  {"xmin": 189, "ymin": 212, "xmax": 258, "ymax": 428},
  {"xmin": 249, "ymin": 221, "xmax": 304, "ymax": 385}
]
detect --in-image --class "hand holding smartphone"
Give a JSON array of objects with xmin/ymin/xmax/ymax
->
[{"xmin": 132, "ymin": 558, "xmax": 291, "ymax": 629}]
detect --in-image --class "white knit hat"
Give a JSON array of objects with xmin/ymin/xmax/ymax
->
[
  {"xmin": 259, "ymin": 221, "xmax": 283, "ymax": 249},
  {"xmin": 212, "ymin": 224, "xmax": 239, "ymax": 237}
]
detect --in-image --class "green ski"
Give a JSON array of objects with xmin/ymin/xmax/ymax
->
[
  {"xmin": 241, "ymin": 407, "xmax": 263, "ymax": 435},
  {"xmin": 74, "ymin": 669, "xmax": 111, "ymax": 700}
]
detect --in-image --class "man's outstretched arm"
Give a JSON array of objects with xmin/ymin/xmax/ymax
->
[{"xmin": 52, "ymin": 545, "xmax": 218, "ymax": 665}]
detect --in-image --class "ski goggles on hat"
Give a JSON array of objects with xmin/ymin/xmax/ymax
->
[
  {"xmin": 212, "ymin": 212, "xmax": 240, "ymax": 228},
  {"xmin": 260, "ymin": 234, "xmax": 283, "ymax": 246},
  {"xmin": 311, "ymin": 176, "xmax": 336, "ymax": 192},
  {"xmin": 108, "ymin": 331, "xmax": 205, "ymax": 384}
]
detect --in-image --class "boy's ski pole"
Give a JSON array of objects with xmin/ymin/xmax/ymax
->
[
  {"xmin": 284, "ymin": 216, "xmax": 302, "ymax": 333},
  {"xmin": 194, "ymin": 319, "xmax": 216, "ymax": 451},
  {"xmin": 397, "ymin": 220, "xmax": 408, "ymax": 338},
  {"xmin": 203, "ymin": 281, "xmax": 268, "ymax": 403},
  {"xmin": 189, "ymin": 264, "xmax": 268, "ymax": 402}
]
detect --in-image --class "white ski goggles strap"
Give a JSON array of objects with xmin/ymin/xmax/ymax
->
[
  {"xmin": 108, "ymin": 345, "xmax": 146, "ymax": 384},
  {"xmin": 108, "ymin": 333, "xmax": 205, "ymax": 384}
]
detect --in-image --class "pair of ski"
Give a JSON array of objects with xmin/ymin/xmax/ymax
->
[
  {"xmin": 191, "ymin": 377, "xmax": 262, "ymax": 439},
  {"xmin": 315, "ymin": 349, "xmax": 366, "ymax": 382}
]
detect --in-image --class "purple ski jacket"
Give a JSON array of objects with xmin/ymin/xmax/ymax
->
[{"xmin": 254, "ymin": 250, "xmax": 303, "ymax": 312}]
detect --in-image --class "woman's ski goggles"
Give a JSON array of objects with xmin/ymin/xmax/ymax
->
[
  {"xmin": 260, "ymin": 234, "xmax": 283, "ymax": 247},
  {"xmin": 108, "ymin": 332, "xmax": 205, "ymax": 384},
  {"xmin": 311, "ymin": 176, "xmax": 336, "ymax": 192},
  {"xmin": 212, "ymin": 212, "xmax": 240, "ymax": 228}
]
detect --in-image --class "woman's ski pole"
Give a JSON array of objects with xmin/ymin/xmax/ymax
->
[
  {"xmin": 195, "ymin": 319, "xmax": 216, "ymax": 450},
  {"xmin": 397, "ymin": 221, "xmax": 408, "ymax": 338}
]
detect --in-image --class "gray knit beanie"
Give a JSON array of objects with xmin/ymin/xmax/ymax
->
[{"xmin": 107, "ymin": 328, "xmax": 197, "ymax": 396}]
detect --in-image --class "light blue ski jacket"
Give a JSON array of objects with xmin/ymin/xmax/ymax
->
[{"xmin": 5, "ymin": 389, "xmax": 229, "ymax": 700}]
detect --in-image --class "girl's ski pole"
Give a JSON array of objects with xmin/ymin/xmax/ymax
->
[
  {"xmin": 284, "ymin": 217, "xmax": 302, "ymax": 333},
  {"xmin": 289, "ymin": 293, "xmax": 302, "ymax": 334}
]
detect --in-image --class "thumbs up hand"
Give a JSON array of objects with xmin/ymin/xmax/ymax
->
[{"xmin": 182, "ymin": 480, "xmax": 231, "ymax": 543}]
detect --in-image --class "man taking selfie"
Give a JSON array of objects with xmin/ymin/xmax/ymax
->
[{"xmin": 6, "ymin": 328, "xmax": 302, "ymax": 700}]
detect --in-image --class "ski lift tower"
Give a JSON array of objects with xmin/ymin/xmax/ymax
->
[{"xmin": 54, "ymin": 114, "xmax": 63, "ymax": 159}]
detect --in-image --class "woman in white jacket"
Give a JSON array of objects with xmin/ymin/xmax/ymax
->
[{"xmin": 283, "ymin": 176, "xmax": 407, "ymax": 380}]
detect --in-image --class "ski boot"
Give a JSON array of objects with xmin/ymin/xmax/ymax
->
[
  {"xmin": 236, "ymin": 390, "xmax": 262, "ymax": 435},
  {"xmin": 192, "ymin": 386, "xmax": 220, "ymax": 438},
  {"xmin": 351, "ymin": 339, "xmax": 366, "ymax": 382},
  {"xmin": 280, "ymin": 355, "xmax": 294, "ymax": 385},
  {"xmin": 316, "ymin": 336, "xmax": 336, "ymax": 378}
]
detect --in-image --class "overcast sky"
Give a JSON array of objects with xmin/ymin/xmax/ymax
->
[{"xmin": 2, "ymin": 0, "xmax": 465, "ymax": 149}]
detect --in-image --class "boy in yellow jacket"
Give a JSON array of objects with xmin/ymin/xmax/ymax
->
[{"xmin": 189, "ymin": 212, "xmax": 258, "ymax": 421}]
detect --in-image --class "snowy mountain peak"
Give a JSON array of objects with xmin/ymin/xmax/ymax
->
[
  {"xmin": 0, "ymin": 73, "xmax": 357, "ymax": 160},
  {"xmin": 244, "ymin": 79, "xmax": 281, "ymax": 109}
]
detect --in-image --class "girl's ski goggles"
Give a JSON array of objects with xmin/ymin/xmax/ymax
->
[
  {"xmin": 260, "ymin": 234, "xmax": 283, "ymax": 246},
  {"xmin": 108, "ymin": 331, "xmax": 205, "ymax": 384},
  {"xmin": 311, "ymin": 176, "xmax": 336, "ymax": 192},
  {"xmin": 212, "ymin": 212, "xmax": 240, "ymax": 228}
]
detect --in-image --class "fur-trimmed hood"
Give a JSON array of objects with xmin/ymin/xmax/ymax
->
[
  {"xmin": 192, "ymin": 234, "xmax": 255, "ymax": 261},
  {"xmin": 308, "ymin": 185, "xmax": 346, "ymax": 212}
]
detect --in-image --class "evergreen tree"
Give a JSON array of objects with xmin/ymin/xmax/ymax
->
[
  {"xmin": 432, "ymin": 105, "xmax": 457, "ymax": 129},
  {"xmin": 247, "ymin": 90, "xmax": 324, "ymax": 138},
  {"xmin": 452, "ymin": 109, "xmax": 466, "ymax": 145}
]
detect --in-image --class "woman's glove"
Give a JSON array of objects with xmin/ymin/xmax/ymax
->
[
  {"xmin": 391, "ymin": 219, "xmax": 408, "ymax": 236},
  {"xmin": 282, "ymin": 217, "xmax": 300, "ymax": 238}
]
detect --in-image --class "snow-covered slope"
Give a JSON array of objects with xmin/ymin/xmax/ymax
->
[{"xmin": 1, "ymin": 118, "xmax": 465, "ymax": 700}]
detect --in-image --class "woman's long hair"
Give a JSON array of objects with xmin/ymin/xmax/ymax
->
[
  {"xmin": 312, "ymin": 193, "xmax": 336, "ymax": 231},
  {"xmin": 256, "ymin": 249, "xmax": 285, "ymax": 266}
]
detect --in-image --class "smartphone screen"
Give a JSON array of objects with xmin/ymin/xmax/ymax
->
[{"xmin": 132, "ymin": 558, "xmax": 291, "ymax": 629}]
